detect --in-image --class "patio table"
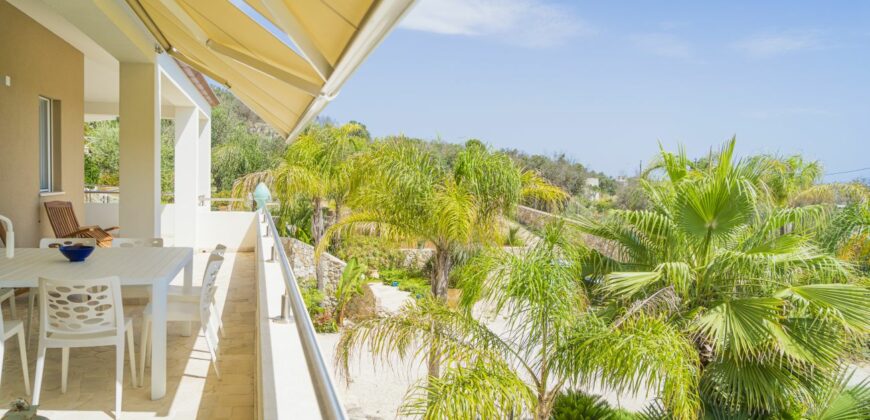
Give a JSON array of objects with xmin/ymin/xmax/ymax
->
[{"xmin": 0, "ymin": 247, "xmax": 193, "ymax": 400}]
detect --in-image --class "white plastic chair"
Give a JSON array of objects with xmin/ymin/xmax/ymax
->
[
  {"xmin": 111, "ymin": 238, "xmax": 164, "ymax": 300},
  {"xmin": 0, "ymin": 289, "xmax": 16, "ymax": 320},
  {"xmin": 140, "ymin": 256, "xmax": 224, "ymax": 381},
  {"xmin": 27, "ymin": 238, "xmax": 99, "ymax": 341},
  {"xmin": 111, "ymin": 238, "xmax": 164, "ymax": 248},
  {"xmin": 39, "ymin": 238, "xmax": 97, "ymax": 249},
  {"xmin": 33, "ymin": 276, "xmax": 137, "ymax": 417},
  {"xmin": 0, "ymin": 301, "xmax": 30, "ymax": 396},
  {"xmin": 168, "ymin": 244, "xmax": 227, "ymax": 336}
]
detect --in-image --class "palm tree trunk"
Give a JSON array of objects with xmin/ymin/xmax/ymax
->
[
  {"xmin": 431, "ymin": 246, "xmax": 451, "ymax": 301},
  {"xmin": 426, "ymin": 246, "xmax": 451, "ymax": 388},
  {"xmin": 332, "ymin": 201, "xmax": 343, "ymax": 251},
  {"xmin": 312, "ymin": 198, "xmax": 326, "ymax": 291}
]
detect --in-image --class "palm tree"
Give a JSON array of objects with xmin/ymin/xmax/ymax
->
[
  {"xmin": 334, "ymin": 258, "xmax": 366, "ymax": 326},
  {"xmin": 319, "ymin": 138, "xmax": 565, "ymax": 378},
  {"xmin": 335, "ymin": 223, "xmax": 591, "ymax": 419},
  {"xmin": 567, "ymin": 139, "xmax": 870, "ymax": 418},
  {"xmin": 234, "ymin": 122, "xmax": 368, "ymax": 290},
  {"xmin": 318, "ymin": 138, "xmax": 566, "ymax": 302},
  {"xmin": 762, "ymin": 154, "xmax": 824, "ymax": 207}
]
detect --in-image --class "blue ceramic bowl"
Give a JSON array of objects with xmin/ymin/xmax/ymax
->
[{"xmin": 59, "ymin": 245, "xmax": 95, "ymax": 262}]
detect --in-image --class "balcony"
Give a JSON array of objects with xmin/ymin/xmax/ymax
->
[{"xmin": 0, "ymin": 250, "xmax": 255, "ymax": 419}]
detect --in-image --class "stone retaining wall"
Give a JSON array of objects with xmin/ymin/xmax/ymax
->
[
  {"xmin": 398, "ymin": 248, "xmax": 436, "ymax": 270},
  {"xmin": 281, "ymin": 237, "xmax": 346, "ymax": 293}
]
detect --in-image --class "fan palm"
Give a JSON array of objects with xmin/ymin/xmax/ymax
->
[
  {"xmin": 568, "ymin": 139, "xmax": 870, "ymax": 418},
  {"xmin": 234, "ymin": 122, "xmax": 368, "ymax": 290}
]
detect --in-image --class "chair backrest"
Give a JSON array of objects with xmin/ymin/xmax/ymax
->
[
  {"xmin": 207, "ymin": 244, "xmax": 227, "ymax": 264},
  {"xmin": 40, "ymin": 238, "xmax": 97, "ymax": 249},
  {"xmin": 111, "ymin": 238, "xmax": 164, "ymax": 248},
  {"xmin": 200, "ymin": 256, "xmax": 225, "ymax": 312},
  {"xmin": 43, "ymin": 201, "xmax": 81, "ymax": 238},
  {"xmin": 39, "ymin": 276, "xmax": 124, "ymax": 336}
]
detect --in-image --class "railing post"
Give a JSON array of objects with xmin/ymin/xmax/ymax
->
[{"xmin": 280, "ymin": 289, "xmax": 291, "ymax": 321}]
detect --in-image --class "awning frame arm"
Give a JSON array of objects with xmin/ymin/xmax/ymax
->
[
  {"xmin": 205, "ymin": 39, "xmax": 321, "ymax": 97},
  {"xmin": 260, "ymin": 0, "xmax": 334, "ymax": 82}
]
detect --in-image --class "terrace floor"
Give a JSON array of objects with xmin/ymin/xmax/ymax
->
[{"xmin": 0, "ymin": 252, "xmax": 256, "ymax": 419}]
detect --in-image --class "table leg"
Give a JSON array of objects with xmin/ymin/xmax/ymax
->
[
  {"xmin": 150, "ymin": 280, "xmax": 167, "ymax": 400},
  {"xmin": 182, "ymin": 259, "xmax": 193, "ymax": 336}
]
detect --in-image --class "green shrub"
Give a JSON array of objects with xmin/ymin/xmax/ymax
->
[
  {"xmin": 379, "ymin": 268, "xmax": 431, "ymax": 298},
  {"xmin": 504, "ymin": 226, "xmax": 524, "ymax": 246},
  {"xmin": 299, "ymin": 277, "xmax": 338, "ymax": 332},
  {"xmin": 550, "ymin": 391, "xmax": 640, "ymax": 420},
  {"xmin": 336, "ymin": 235, "xmax": 405, "ymax": 271}
]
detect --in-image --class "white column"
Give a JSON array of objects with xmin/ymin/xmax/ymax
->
[
  {"xmin": 197, "ymin": 115, "xmax": 212, "ymax": 207},
  {"xmin": 119, "ymin": 62, "xmax": 160, "ymax": 238},
  {"xmin": 173, "ymin": 107, "xmax": 199, "ymax": 247}
]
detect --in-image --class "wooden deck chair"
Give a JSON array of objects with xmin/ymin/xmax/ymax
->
[{"xmin": 43, "ymin": 201, "xmax": 118, "ymax": 247}]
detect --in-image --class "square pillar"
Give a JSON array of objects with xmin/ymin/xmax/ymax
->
[
  {"xmin": 174, "ymin": 107, "xmax": 199, "ymax": 247},
  {"xmin": 119, "ymin": 62, "xmax": 161, "ymax": 238},
  {"xmin": 197, "ymin": 115, "xmax": 212, "ymax": 207}
]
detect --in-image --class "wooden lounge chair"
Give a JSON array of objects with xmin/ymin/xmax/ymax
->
[{"xmin": 43, "ymin": 201, "xmax": 118, "ymax": 247}]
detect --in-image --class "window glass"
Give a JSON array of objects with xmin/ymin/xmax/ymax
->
[{"xmin": 39, "ymin": 97, "xmax": 52, "ymax": 192}]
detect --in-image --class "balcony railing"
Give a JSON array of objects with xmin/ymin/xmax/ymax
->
[{"xmin": 259, "ymin": 208, "xmax": 347, "ymax": 419}]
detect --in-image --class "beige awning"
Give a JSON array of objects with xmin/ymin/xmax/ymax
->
[{"xmin": 125, "ymin": 0, "xmax": 416, "ymax": 139}]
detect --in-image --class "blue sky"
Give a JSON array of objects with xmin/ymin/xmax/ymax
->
[{"xmin": 320, "ymin": 0, "xmax": 870, "ymax": 181}]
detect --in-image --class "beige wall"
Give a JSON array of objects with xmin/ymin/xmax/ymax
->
[{"xmin": 0, "ymin": 1, "xmax": 85, "ymax": 247}]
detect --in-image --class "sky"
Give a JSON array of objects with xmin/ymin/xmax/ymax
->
[{"xmin": 320, "ymin": 0, "xmax": 870, "ymax": 182}]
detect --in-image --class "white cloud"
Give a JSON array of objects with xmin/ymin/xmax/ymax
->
[
  {"xmin": 733, "ymin": 32, "xmax": 822, "ymax": 57},
  {"xmin": 629, "ymin": 33, "xmax": 691, "ymax": 58},
  {"xmin": 399, "ymin": 0, "xmax": 593, "ymax": 47}
]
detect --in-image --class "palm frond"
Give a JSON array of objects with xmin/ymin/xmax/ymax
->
[
  {"xmin": 776, "ymin": 284, "xmax": 870, "ymax": 333},
  {"xmin": 806, "ymin": 367, "xmax": 870, "ymax": 420},
  {"xmin": 399, "ymin": 361, "xmax": 535, "ymax": 419},
  {"xmin": 693, "ymin": 297, "xmax": 783, "ymax": 359}
]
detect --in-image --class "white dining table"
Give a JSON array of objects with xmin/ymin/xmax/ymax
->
[{"xmin": 0, "ymin": 247, "xmax": 193, "ymax": 400}]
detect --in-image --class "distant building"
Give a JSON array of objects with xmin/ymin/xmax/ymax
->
[{"xmin": 585, "ymin": 177, "xmax": 601, "ymax": 201}]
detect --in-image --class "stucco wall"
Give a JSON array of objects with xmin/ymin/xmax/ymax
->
[{"xmin": 0, "ymin": 2, "xmax": 85, "ymax": 247}]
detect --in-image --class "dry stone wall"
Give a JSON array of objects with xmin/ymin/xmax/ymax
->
[{"xmin": 281, "ymin": 237, "xmax": 346, "ymax": 293}]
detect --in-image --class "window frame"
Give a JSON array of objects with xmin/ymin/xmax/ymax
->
[{"xmin": 38, "ymin": 96, "xmax": 53, "ymax": 192}]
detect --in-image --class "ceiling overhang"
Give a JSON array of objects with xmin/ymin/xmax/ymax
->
[{"xmin": 125, "ymin": 0, "xmax": 416, "ymax": 140}]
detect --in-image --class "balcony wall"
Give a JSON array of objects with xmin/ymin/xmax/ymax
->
[{"xmin": 84, "ymin": 203, "xmax": 257, "ymax": 251}]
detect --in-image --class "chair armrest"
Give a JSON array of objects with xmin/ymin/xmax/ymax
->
[
  {"xmin": 69, "ymin": 226, "xmax": 105, "ymax": 236},
  {"xmin": 104, "ymin": 226, "xmax": 120, "ymax": 232}
]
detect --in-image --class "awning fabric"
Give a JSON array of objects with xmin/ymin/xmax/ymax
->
[{"xmin": 125, "ymin": 0, "xmax": 415, "ymax": 138}]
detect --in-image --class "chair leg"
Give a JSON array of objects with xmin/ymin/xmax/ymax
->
[
  {"xmin": 210, "ymin": 302, "xmax": 225, "ymax": 338},
  {"xmin": 115, "ymin": 339, "xmax": 124, "ymax": 418},
  {"xmin": 139, "ymin": 317, "xmax": 150, "ymax": 384},
  {"xmin": 126, "ymin": 325, "xmax": 138, "ymax": 388},
  {"xmin": 17, "ymin": 330, "xmax": 30, "ymax": 396},
  {"xmin": 202, "ymin": 326, "xmax": 220, "ymax": 379},
  {"xmin": 61, "ymin": 347, "xmax": 69, "ymax": 393},
  {"xmin": 26, "ymin": 290, "xmax": 36, "ymax": 343},
  {"xmin": 0, "ymin": 342, "xmax": 4, "ymax": 390},
  {"xmin": 8, "ymin": 293, "xmax": 17, "ymax": 319},
  {"xmin": 33, "ymin": 344, "xmax": 46, "ymax": 405}
]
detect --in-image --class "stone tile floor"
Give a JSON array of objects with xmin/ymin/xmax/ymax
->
[{"xmin": 0, "ymin": 252, "xmax": 256, "ymax": 419}]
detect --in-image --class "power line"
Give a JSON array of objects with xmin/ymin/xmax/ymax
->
[{"xmin": 824, "ymin": 166, "xmax": 870, "ymax": 177}]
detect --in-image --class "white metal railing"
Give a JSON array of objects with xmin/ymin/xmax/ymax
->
[{"xmin": 261, "ymin": 208, "xmax": 347, "ymax": 420}]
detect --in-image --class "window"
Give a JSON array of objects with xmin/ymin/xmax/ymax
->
[{"xmin": 39, "ymin": 96, "xmax": 53, "ymax": 192}]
